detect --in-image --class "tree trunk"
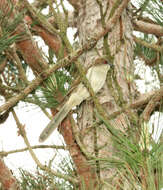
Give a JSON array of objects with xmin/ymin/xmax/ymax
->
[{"xmin": 74, "ymin": 1, "xmax": 137, "ymax": 189}]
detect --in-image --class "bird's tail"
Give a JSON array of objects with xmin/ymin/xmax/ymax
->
[{"xmin": 39, "ymin": 104, "xmax": 70, "ymax": 142}]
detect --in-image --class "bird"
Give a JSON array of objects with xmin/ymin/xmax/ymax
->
[{"xmin": 39, "ymin": 60, "xmax": 111, "ymax": 142}]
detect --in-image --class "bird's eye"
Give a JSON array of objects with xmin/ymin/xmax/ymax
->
[{"xmin": 104, "ymin": 60, "xmax": 114, "ymax": 68}]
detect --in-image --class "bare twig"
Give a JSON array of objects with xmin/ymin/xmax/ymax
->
[
  {"xmin": 0, "ymin": 145, "xmax": 66, "ymax": 157},
  {"xmin": 11, "ymin": 109, "xmax": 78, "ymax": 185}
]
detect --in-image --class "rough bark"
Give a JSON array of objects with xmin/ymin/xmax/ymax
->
[
  {"xmin": 75, "ymin": 0, "xmax": 137, "ymax": 188},
  {"xmin": 0, "ymin": 158, "xmax": 19, "ymax": 190}
]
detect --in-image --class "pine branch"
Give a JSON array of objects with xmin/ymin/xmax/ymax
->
[{"xmin": 133, "ymin": 20, "xmax": 163, "ymax": 37}]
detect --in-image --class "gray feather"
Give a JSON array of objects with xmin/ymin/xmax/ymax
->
[{"xmin": 39, "ymin": 104, "xmax": 70, "ymax": 142}]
